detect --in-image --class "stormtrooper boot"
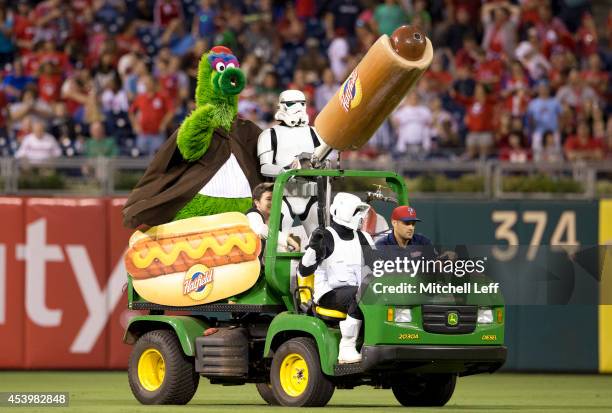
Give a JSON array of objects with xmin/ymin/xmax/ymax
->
[{"xmin": 338, "ymin": 315, "xmax": 362, "ymax": 364}]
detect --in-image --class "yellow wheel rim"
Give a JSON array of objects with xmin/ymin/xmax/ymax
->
[
  {"xmin": 279, "ymin": 353, "xmax": 309, "ymax": 397},
  {"xmin": 137, "ymin": 349, "xmax": 166, "ymax": 391}
]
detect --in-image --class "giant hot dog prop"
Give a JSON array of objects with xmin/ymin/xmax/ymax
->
[
  {"xmin": 125, "ymin": 212, "xmax": 261, "ymax": 306},
  {"xmin": 313, "ymin": 26, "xmax": 434, "ymax": 163}
]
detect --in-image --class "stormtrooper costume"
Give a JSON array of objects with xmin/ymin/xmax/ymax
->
[
  {"xmin": 257, "ymin": 90, "xmax": 322, "ymax": 235},
  {"xmin": 298, "ymin": 193, "xmax": 374, "ymax": 364}
]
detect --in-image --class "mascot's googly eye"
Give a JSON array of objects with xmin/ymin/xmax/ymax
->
[
  {"xmin": 215, "ymin": 62, "xmax": 226, "ymax": 72},
  {"xmin": 226, "ymin": 62, "xmax": 236, "ymax": 69}
]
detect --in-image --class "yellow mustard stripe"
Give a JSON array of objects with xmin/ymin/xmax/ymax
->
[
  {"xmin": 131, "ymin": 233, "xmax": 257, "ymax": 268},
  {"xmin": 598, "ymin": 200, "xmax": 612, "ymax": 373}
]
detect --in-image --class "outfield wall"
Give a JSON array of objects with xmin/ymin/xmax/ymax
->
[{"xmin": 0, "ymin": 197, "xmax": 609, "ymax": 371}]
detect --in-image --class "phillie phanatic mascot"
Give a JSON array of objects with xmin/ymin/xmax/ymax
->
[{"xmin": 123, "ymin": 46, "xmax": 263, "ymax": 228}]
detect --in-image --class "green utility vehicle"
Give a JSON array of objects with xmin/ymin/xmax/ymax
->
[{"xmin": 124, "ymin": 169, "xmax": 506, "ymax": 407}]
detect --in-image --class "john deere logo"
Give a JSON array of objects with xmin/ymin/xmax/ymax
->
[{"xmin": 447, "ymin": 312, "xmax": 459, "ymax": 326}]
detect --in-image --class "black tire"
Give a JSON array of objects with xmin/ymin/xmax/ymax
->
[
  {"xmin": 270, "ymin": 337, "xmax": 335, "ymax": 407},
  {"xmin": 128, "ymin": 330, "xmax": 199, "ymax": 405},
  {"xmin": 255, "ymin": 382, "xmax": 280, "ymax": 405},
  {"xmin": 391, "ymin": 374, "xmax": 457, "ymax": 407}
]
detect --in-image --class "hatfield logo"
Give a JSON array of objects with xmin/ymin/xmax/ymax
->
[
  {"xmin": 183, "ymin": 265, "xmax": 214, "ymax": 301},
  {"xmin": 339, "ymin": 69, "xmax": 362, "ymax": 112}
]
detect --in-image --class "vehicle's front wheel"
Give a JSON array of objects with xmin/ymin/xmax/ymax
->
[
  {"xmin": 128, "ymin": 330, "xmax": 199, "ymax": 405},
  {"xmin": 391, "ymin": 374, "xmax": 456, "ymax": 407},
  {"xmin": 270, "ymin": 337, "xmax": 335, "ymax": 407}
]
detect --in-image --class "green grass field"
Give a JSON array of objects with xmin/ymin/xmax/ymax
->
[{"xmin": 1, "ymin": 372, "xmax": 611, "ymax": 413}]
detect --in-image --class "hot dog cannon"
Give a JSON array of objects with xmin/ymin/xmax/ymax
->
[{"xmin": 312, "ymin": 25, "xmax": 434, "ymax": 165}]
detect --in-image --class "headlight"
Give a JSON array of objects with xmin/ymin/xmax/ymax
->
[
  {"xmin": 394, "ymin": 308, "xmax": 412, "ymax": 323},
  {"xmin": 477, "ymin": 308, "xmax": 493, "ymax": 324}
]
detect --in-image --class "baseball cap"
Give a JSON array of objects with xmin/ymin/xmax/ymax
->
[{"xmin": 391, "ymin": 206, "xmax": 421, "ymax": 222}]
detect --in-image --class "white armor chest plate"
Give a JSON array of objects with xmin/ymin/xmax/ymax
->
[
  {"xmin": 320, "ymin": 227, "xmax": 363, "ymax": 288},
  {"xmin": 272, "ymin": 125, "xmax": 318, "ymax": 168},
  {"xmin": 199, "ymin": 154, "xmax": 252, "ymax": 198}
]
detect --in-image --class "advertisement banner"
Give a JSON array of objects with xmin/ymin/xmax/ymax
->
[
  {"xmin": 0, "ymin": 198, "xmax": 25, "ymax": 368},
  {"xmin": 23, "ymin": 198, "xmax": 108, "ymax": 368}
]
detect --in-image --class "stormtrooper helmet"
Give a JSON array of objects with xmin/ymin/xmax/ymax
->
[
  {"xmin": 275, "ymin": 89, "xmax": 308, "ymax": 127},
  {"xmin": 330, "ymin": 192, "xmax": 370, "ymax": 231}
]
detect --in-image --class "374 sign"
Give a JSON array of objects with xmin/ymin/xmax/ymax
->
[{"xmin": 491, "ymin": 210, "xmax": 578, "ymax": 261}]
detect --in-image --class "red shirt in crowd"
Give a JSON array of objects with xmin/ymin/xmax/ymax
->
[
  {"xmin": 475, "ymin": 58, "xmax": 504, "ymax": 91},
  {"xmin": 38, "ymin": 51, "xmax": 71, "ymax": 73},
  {"xmin": 130, "ymin": 92, "xmax": 173, "ymax": 135},
  {"xmin": 38, "ymin": 73, "xmax": 63, "ymax": 103},
  {"xmin": 0, "ymin": 91, "xmax": 8, "ymax": 129},
  {"xmin": 158, "ymin": 74, "xmax": 179, "ymax": 103},
  {"xmin": 465, "ymin": 100, "xmax": 495, "ymax": 132},
  {"xmin": 499, "ymin": 147, "xmax": 532, "ymax": 163},
  {"xmin": 581, "ymin": 69, "xmax": 609, "ymax": 97},
  {"xmin": 564, "ymin": 135, "xmax": 605, "ymax": 153},
  {"xmin": 14, "ymin": 13, "xmax": 36, "ymax": 51},
  {"xmin": 154, "ymin": 0, "xmax": 183, "ymax": 28},
  {"xmin": 21, "ymin": 52, "xmax": 40, "ymax": 76}
]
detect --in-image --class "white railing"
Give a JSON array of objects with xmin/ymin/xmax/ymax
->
[{"xmin": 0, "ymin": 157, "xmax": 610, "ymax": 199}]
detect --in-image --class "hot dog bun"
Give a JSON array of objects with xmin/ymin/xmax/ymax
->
[{"xmin": 125, "ymin": 212, "xmax": 262, "ymax": 306}]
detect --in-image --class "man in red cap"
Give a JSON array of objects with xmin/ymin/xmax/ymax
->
[{"xmin": 375, "ymin": 205, "xmax": 432, "ymax": 248}]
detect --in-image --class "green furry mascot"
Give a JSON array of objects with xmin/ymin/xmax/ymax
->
[{"xmin": 122, "ymin": 46, "xmax": 264, "ymax": 228}]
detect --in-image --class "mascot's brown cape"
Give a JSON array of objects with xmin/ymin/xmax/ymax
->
[{"xmin": 122, "ymin": 120, "xmax": 263, "ymax": 229}]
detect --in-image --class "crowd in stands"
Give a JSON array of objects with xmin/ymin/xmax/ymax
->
[{"xmin": 0, "ymin": 0, "xmax": 610, "ymax": 165}]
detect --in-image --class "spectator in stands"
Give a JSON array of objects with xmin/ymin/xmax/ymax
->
[
  {"xmin": 37, "ymin": 62, "xmax": 63, "ymax": 105},
  {"xmin": 581, "ymin": 54, "xmax": 608, "ymax": 100},
  {"xmin": 374, "ymin": 0, "xmax": 409, "ymax": 37},
  {"xmin": 14, "ymin": 119, "xmax": 61, "ymax": 164},
  {"xmin": 13, "ymin": 0, "xmax": 35, "ymax": 53},
  {"xmin": 9, "ymin": 86, "xmax": 53, "ymax": 138},
  {"xmin": 556, "ymin": 68, "xmax": 599, "ymax": 113},
  {"xmin": 576, "ymin": 13, "xmax": 599, "ymax": 59},
  {"xmin": 0, "ymin": 5, "xmax": 15, "ymax": 67},
  {"xmin": 129, "ymin": 74, "xmax": 173, "ymax": 156},
  {"xmin": 534, "ymin": 130, "xmax": 563, "ymax": 163},
  {"xmin": 391, "ymin": 92, "xmax": 432, "ymax": 159},
  {"xmin": 327, "ymin": 28, "xmax": 350, "ymax": 83},
  {"xmin": 429, "ymin": 96, "xmax": 460, "ymax": 157},
  {"xmin": 464, "ymin": 84, "xmax": 495, "ymax": 159},
  {"xmin": 526, "ymin": 80, "xmax": 562, "ymax": 152},
  {"xmin": 315, "ymin": 68, "xmax": 339, "ymax": 113},
  {"xmin": 61, "ymin": 67, "xmax": 96, "ymax": 124},
  {"xmin": 534, "ymin": 3, "xmax": 572, "ymax": 57},
  {"xmin": 444, "ymin": 6, "xmax": 477, "ymax": 53},
  {"xmin": 322, "ymin": 0, "xmax": 363, "ymax": 37},
  {"xmin": 192, "ymin": 0, "xmax": 217, "ymax": 44},
  {"xmin": 296, "ymin": 38, "xmax": 328, "ymax": 84},
  {"xmin": 564, "ymin": 122, "xmax": 604, "ymax": 162},
  {"xmin": 84, "ymin": 121, "xmax": 118, "ymax": 158},
  {"xmin": 499, "ymin": 131, "xmax": 531, "ymax": 163},
  {"xmin": 101, "ymin": 76, "xmax": 129, "ymax": 116},
  {"xmin": 49, "ymin": 102, "xmax": 76, "ymax": 153},
  {"xmin": 255, "ymin": 68, "xmax": 281, "ymax": 121},
  {"xmin": 515, "ymin": 38, "xmax": 550, "ymax": 81},
  {"xmin": 480, "ymin": 1, "xmax": 519, "ymax": 58},
  {"xmin": 2, "ymin": 59, "xmax": 35, "ymax": 102}
]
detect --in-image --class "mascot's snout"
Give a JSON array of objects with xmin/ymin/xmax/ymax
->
[{"xmin": 217, "ymin": 67, "xmax": 245, "ymax": 96}]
